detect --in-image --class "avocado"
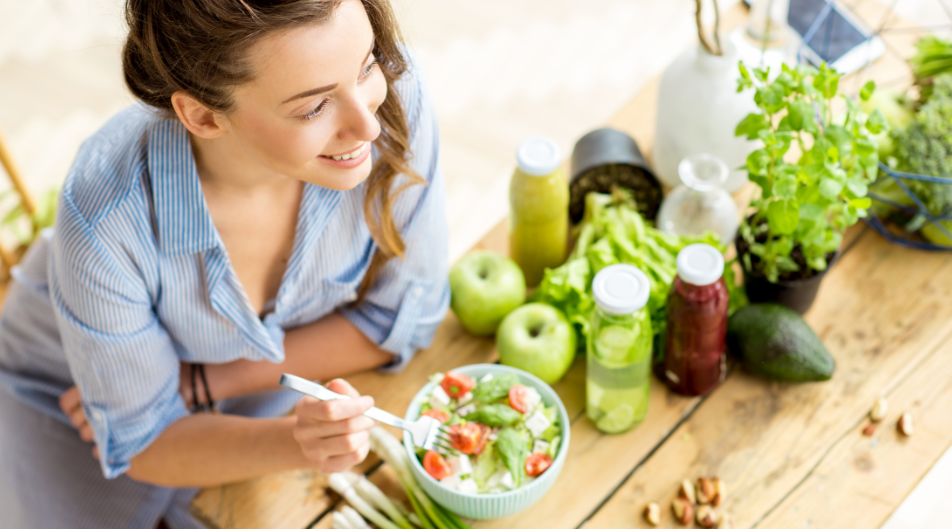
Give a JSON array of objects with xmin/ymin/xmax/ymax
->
[{"xmin": 727, "ymin": 303, "xmax": 835, "ymax": 382}]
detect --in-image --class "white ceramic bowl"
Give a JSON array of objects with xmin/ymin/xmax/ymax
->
[{"xmin": 403, "ymin": 363, "xmax": 570, "ymax": 519}]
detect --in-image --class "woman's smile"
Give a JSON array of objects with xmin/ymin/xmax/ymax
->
[{"xmin": 317, "ymin": 142, "xmax": 371, "ymax": 168}]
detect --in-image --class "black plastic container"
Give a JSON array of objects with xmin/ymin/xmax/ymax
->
[
  {"xmin": 569, "ymin": 128, "xmax": 663, "ymax": 224},
  {"xmin": 735, "ymin": 231, "xmax": 839, "ymax": 315}
]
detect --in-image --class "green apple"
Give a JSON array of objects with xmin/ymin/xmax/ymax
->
[
  {"xmin": 449, "ymin": 251, "xmax": 526, "ymax": 336},
  {"xmin": 496, "ymin": 303, "xmax": 576, "ymax": 384}
]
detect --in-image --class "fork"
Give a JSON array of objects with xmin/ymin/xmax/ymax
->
[{"xmin": 279, "ymin": 374, "xmax": 457, "ymax": 454}]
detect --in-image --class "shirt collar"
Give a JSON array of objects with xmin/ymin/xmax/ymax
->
[{"xmin": 147, "ymin": 118, "xmax": 221, "ymax": 256}]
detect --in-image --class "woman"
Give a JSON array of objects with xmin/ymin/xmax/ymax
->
[{"xmin": 0, "ymin": 0, "xmax": 448, "ymax": 527}]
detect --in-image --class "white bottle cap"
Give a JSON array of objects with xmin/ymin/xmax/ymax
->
[
  {"xmin": 676, "ymin": 243, "xmax": 724, "ymax": 286},
  {"xmin": 592, "ymin": 264, "xmax": 651, "ymax": 315},
  {"xmin": 516, "ymin": 137, "xmax": 562, "ymax": 176}
]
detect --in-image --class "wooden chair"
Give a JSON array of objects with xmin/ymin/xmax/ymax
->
[{"xmin": 0, "ymin": 124, "xmax": 36, "ymax": 274}]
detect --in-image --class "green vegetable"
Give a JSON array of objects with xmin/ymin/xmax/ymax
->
[
  {"xmin": 472, "ymin": 442, "xmax": 498, "ymax": 492},
  {"xmin": 462, "ymin": 404, "xmax": 522, "ymax": 427},
  {"xmin": 471, "ymin": 373, "xmax": 519, "ymax": 404},
  {"xmin": 369, "ymin": 428, "xmax": 472, "ymax": 529},
  {"xmin": 495, "ymin": 428, "xmax": 528, "ymax": 487},
  {"xmin": 891, "ymin": 73, "xmax": 952, "ymax": 244},
  {"xmin": 531, "ymin": 188, "xmax": 745, "ymax": 351},
  {"xmin": 734, "ymin": 63, "xmax": 880, "ymax": 282},
  {"xmin": 911, "ymin": 35, "xmax": 952, "ymax": 101},
  {"xmin": 727, "ymin": 303, "xmax": 835, "ymax": 382}
]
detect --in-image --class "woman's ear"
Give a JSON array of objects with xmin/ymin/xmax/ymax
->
[{"xmin": 170, "ymin": 91, "xmax": 230, "ymax": 138}]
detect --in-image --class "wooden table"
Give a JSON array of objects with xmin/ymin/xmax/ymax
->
[{"xmin": 189, "ymin": 2, "xmax": 952, "ymax": 528}]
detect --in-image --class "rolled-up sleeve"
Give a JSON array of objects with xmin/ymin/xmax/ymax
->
[
  {"xmin": 49, "ymin": 192, "xmax": 187, "ymax": 479},
  {"xmin": 339, "ymin": 52, "xmax": 450, "ymax": 372}
]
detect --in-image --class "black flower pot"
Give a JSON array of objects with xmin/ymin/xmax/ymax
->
[{"xmin": 735, "ymin": 231, "xmax": 839, "ymax": 315}]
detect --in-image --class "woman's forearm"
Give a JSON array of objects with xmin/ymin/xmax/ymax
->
[
  {"xmin": 208, "ymin": 312, "xmax": 393, "ymax": 400},
  {"xmin": 127, "ymin": 413, "xmax": 307, "ymax": 487}
]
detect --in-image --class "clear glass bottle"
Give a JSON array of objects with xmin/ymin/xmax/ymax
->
[
  {"xmin": 586, "ymin": 264, "xmax": 653, "ymax": 434},
  {"xmin": 662, "ymin": 244, "xmax": 730, "ymax": 396},
  {"xmin": 509, "ymin": 137, "xmax": 569, "ymax": 287},
  {"xmin": 657, "ymin": 153, "xmax": 739, "ymax": 245}
]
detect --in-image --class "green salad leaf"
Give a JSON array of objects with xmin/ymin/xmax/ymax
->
[
  {"xmin": 495, "ymin": 428, "xmax": 528, "ymax": 487},
  {"xmin": 463, "ymin": 404, "xmax": 522, "ymax": 427},
  {"xmin": 472, "ymin": 441, "xmax": 499, "ymax": 492},
  {"xmin": 471, "ymin": 373, "xmax": 520, "ymax": 404},
  {"xmin": 531, "ymin": 189, "xmax": 747, "ymax": 352}
]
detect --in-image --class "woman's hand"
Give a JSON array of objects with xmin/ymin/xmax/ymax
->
[
  {"xmin": 59, "ymin": 386, "xmax": 100, "ymax": 459},
  {"xmin": 292, "ymin": 378, "xmax": 375, "ymax": 473}
]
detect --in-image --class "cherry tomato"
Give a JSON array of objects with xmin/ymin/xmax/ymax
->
[
  {"xmin": 508, "ymin": 384, "xmax": 532, "ymax": 414},
  {"xmin": 449, "ymin": 422, "xmax": 483, "ymax": 454},
  {"xmin": 441, "ymin": 371, "xmax": 475, "ymax": 398},
  {"xmin": 472, "ymin": 424, "xmax": 493, "ymax": 456},
  {"xmin": 525, "ymin": 453, "xmax": 553, "ymax": 477},
  {"xmin": 423, "ymin": 450, "xmax": 453, "ymax": 480},
  {"xmin": 422, "ymin": 409, "xmax": 451, "ymax": 423}
]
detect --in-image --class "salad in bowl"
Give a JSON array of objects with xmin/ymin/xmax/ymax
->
[{"xmin": 404, "ymin": 364, "xmax": 569, "ymax": 519}]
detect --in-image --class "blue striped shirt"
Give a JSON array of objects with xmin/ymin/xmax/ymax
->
[{"xmin": 0, "ymin": 55, "xmax": 449, "ymax": 479}]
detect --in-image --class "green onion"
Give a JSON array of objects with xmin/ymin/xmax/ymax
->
[
  {"xmin": 331, "ymin": 511, "xmax": 355, "ymax": 529},
  {"xmin": 341, "ymin": 506, "xmax": 372, "ymax": 529},
  {"xmin": 328, "ymin": 473, "xmax": 403, "ymax": 529},
  {"xmin": 341, "ymin": 471, "xmax": 416, "ymax": 529},
  {"xmin": 369, "ymin": 427, "xmax": 473, "ymax": 529}
]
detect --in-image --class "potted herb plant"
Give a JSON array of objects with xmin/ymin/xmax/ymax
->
[{"xmin": 733, "ymin": 62, "xmax": 886, "ymax": 313}]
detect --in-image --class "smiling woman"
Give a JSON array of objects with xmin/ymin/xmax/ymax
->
[{"xmin": 0, "ymin": 0, "xmax": 448, "ymax": 528}]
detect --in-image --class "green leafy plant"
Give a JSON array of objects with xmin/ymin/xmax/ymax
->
[
  {"xmin": 0, "ymin": 187, "xmax": 58, "ymax": 247},
  {"xmin": 734, "ymin": 63, "xmax": 883, "ymax": 282}
]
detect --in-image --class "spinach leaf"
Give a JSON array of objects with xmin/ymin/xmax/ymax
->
[
  {"xmin": 463, "ymin": 404, "xmax": 522, "ymax": 427},
  {"xmin": 495, "ymin": 428, "xmax": 527, "ymax": 487},
  {"xmin": 472, "ymin": 373, "xmax": 520, "ymax": 404}
]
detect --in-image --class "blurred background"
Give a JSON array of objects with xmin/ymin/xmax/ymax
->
[{"xmin": 0, "ymin": 0, "xmax": 944, "ymax": 262}]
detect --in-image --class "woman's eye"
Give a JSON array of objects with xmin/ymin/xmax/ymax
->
[
  {"xmin": 300, "ymin": 99, "xmax": 329, "ymax": 122},
  {"xmin": 360, "ymin": 60, "xmax": 377, "ymax": 79}
]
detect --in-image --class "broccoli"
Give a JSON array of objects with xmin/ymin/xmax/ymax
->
[{"xmin": 891, "ymin": 73, "xmax": 952, "ymax": 243}]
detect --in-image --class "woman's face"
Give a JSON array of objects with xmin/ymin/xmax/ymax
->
[{"xmin": 223, "ymin": 0, "xmax": 386, "ymax": 191}]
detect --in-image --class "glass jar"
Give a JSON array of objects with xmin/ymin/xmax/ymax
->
[
  {"xmin": 586, "ymin": 264, "xmax": 653, "ymax": 434},
  {"xmin": 662, "ymin": 244, "xmax": 730, "ymax": 396},
  {"xmin": 656, "ymin": 153, "xmax": 739, "ymax": 245},
  {"xmin": 509, "ymin": 137, "xmax": 569, "ymax": 287}
]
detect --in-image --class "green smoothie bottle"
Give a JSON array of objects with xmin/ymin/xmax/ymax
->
[{"xmin": 509, "ymin": 137, "xmax": 569, "ymax": 287}]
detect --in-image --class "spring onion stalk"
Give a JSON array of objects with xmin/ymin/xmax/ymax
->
[
  {"xmin": 341, "ymin": 506, "xmax": 372, "ymax": 529},
  {"xmin": 340, "ymin": 471, "xmax": 416, "ymax": 529},
  {"xmin": 328, "ymin": 473, "xmax": 402, "ymax": 529},
  {"xmin": 331, "ymin": 512, "xmax": 355, "ymax": 529},
  {"xmin": 407, "ymin": 512, "xmax": 423, "ymax": 528},
  {"xmin": 369, "ymin": 427, "xmax": 472, "ymax": 529}
]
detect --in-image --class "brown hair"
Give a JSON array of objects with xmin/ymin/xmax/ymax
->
[{"xmin": 122, "ymin": 0, "xmax": 423, "ymax": 300}]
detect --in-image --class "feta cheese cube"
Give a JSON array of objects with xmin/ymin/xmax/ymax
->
[
  {"xmin": 440, "ymin": 474, "xmax": 461, "ymax": 490},
  {"xmin": 486, "ymin": 469, "xmax": 507, "ymax": 489},
  {"xmin": 532, "ymin": 439, "xmax": 550, "ymax": 455},
  {"xmin": 479, "ymin": 373, "xmax": 494, "ymax": 383},
  {"xmin": 457, "ymin": 391, "xmax": 473, "ymax": 406},
  {"xmin": 448, "ymin": 455, "xmax": 472, "ymax": 477},
  {"xmin": 429, "ymin": 386, "xmax": 451, "ymax": 409},
  {"xmin": 488, "ymin": 430, "xmax": 498, "ymax": 441},
  {"xmin": 500, "ymin": 470, "xmax": 516, "ymax": 490},
  {"xmin": 525, "ymin": 410, "xmax": 552, "ymax": 438},
  {"xmin": 524, "ymin": 387, "xmax": 542, "ymax": 411},
  {"xmin": 457, "ymin": 478, "xmax": 479, "ymax": 494},
  {"xmin": 456, "ymin": 404, "xmax": 476, "ymax": 417}
]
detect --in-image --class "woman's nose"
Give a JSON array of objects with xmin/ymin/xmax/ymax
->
[{"xmin": 336, "ymin": 90, "xmax": 381, "ymax": 143}]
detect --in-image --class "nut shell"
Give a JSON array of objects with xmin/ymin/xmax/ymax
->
[
  {"xmin": 898, "ymin": 412, "xmax": 914, "ymax": 436},
  {"xmin": 643, "ymin": 502, "xmax": 660, "ymax": 526},
  {"xmin": 697, "ymin": 505, "xmax": 718, "ymax": 528},
  {"xmin": 862, "ymin": 423, "xmax": 877, "ymax": 437},
  {"xmin": 672, "ymin": 497, "xmax": 693, "ymax": 525},
  {"xmin": 711, "ymin": 477, "xmax": 726, "ymax": 507},
  {"xmin": 696, "ymin": 477, "xmax": 715, "ymax": 504},
  {"xmin": 679, "ymin": 478, "xmax": 697, "ymax": 504},
  {"xmin": 870, "ymin": 397, "xmax": 888, "ymax": 423}
]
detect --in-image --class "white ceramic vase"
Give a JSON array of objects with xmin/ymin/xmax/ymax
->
[{"xmin": 653, "ymin": 39, "xmax": 759, "ymax": 193}]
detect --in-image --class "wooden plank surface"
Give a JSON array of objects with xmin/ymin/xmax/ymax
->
[{"xmin": 191, "ymin": 2, "xmax": 947, "ymax": 528}]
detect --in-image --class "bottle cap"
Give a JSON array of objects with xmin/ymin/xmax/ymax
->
[
  {"xmin": 592, "ymin": 264, "xmax": 651, "ymax": 315},
  {"xmin": 517, "ymin": 137, "xmax": 562, "ymax": 176},
  {"xmin": 676, "ymin": 243, "xmax": 724, "ymax": 286}
]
